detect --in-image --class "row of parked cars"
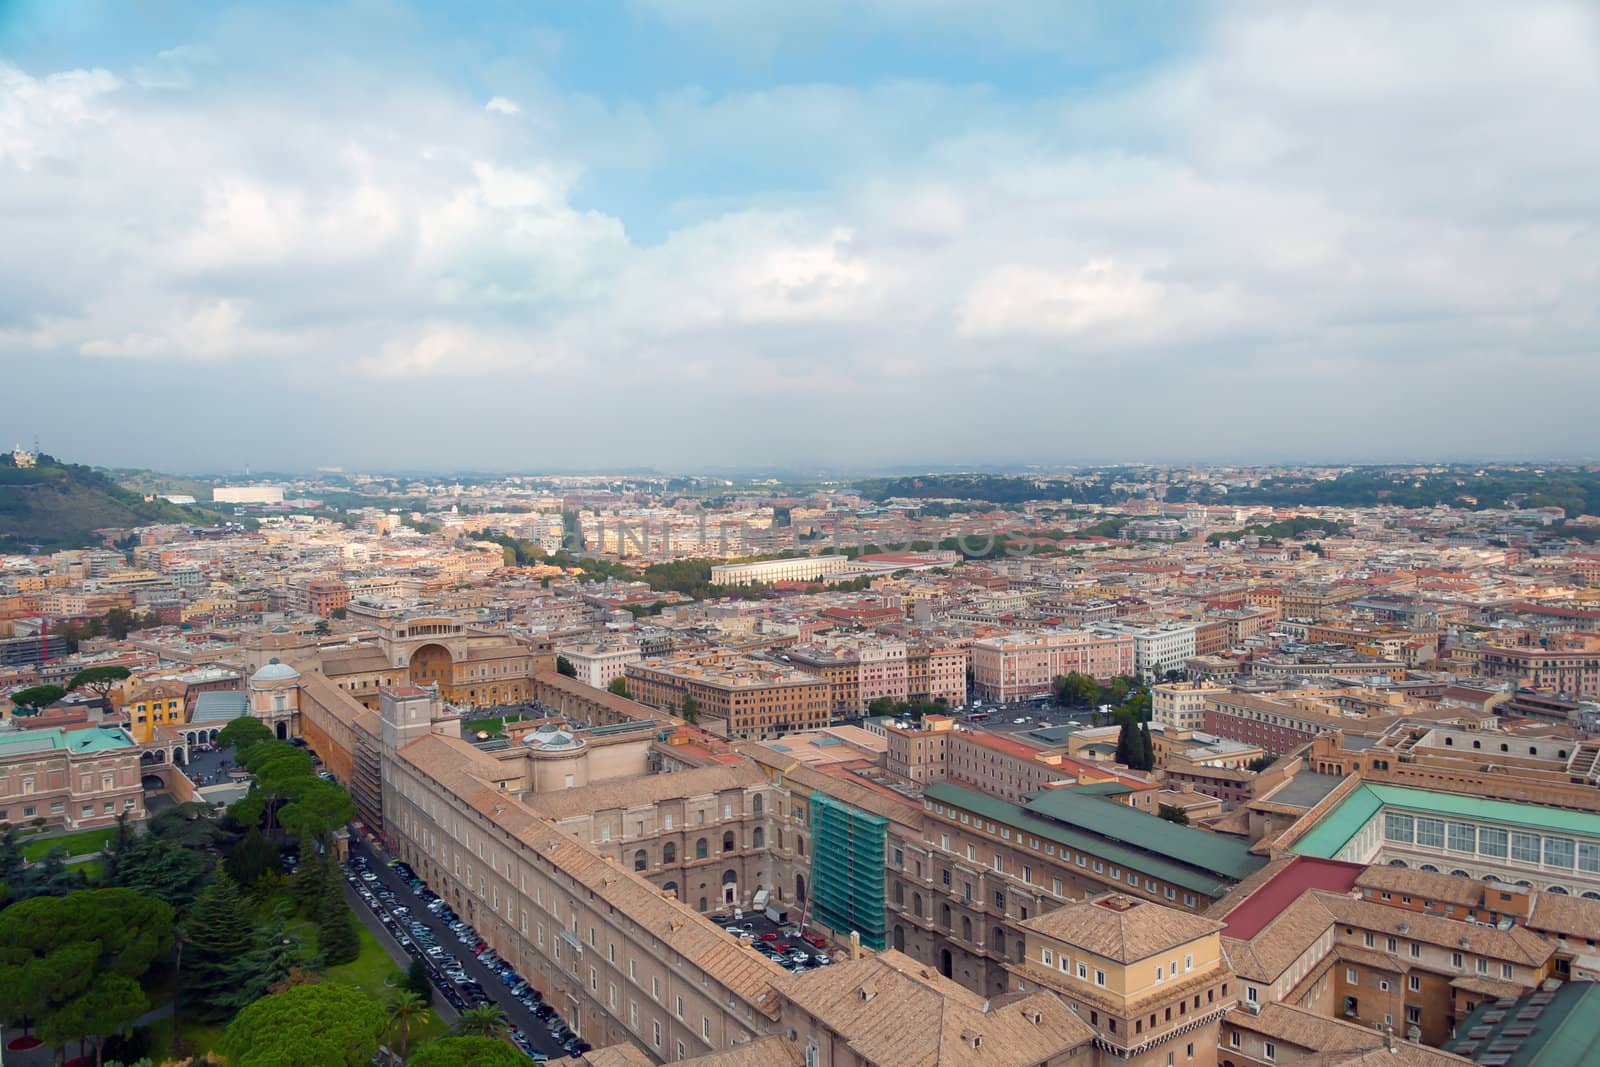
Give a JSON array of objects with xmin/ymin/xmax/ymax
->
[
  {"xmin": 343, "ymin": 853, "xmax": 592, "ymax": 1061},
  {"xmin": 712, "ymin": 915, "xmax": 834, "ymax": 974}
]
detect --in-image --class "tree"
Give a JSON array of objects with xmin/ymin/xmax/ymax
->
[
  {"xmin": 385, "ymin": 988, "xmax": 431, "ymax": 1064},
  {"xmin": 331, "ymin": 606, "xmax": 348, "ymax": 620},
  {"xmin": 1139, "ymin": 721, "xmax": 1154, "ymax": 772},
  {"xmin": 317, "ymin": 869, "xmax": 360, "ymax": 966},
  {"xmin": 279, "ymin": 779, "xmax": 355, "ymax": 844},
  {"xmin": 218, "ymin": 909, "xmax": 300, "ymax": 1012},
  {"xmin": 42, "ymin": 973, "xmax": 146, "ymax": 1067},
  {"xmin": 291, "ymin": 840, "xmax": 327, "ymax": 914},
  {"xmin": 8, "ymin": 684, "xmax": 66, "ymax": 715},
  {"xmin": 67, "ymin": 665, "xmax": 131, "ymax": 702},
  {"xmin": 217, "ymin": 715, "xmax": 275, "ymax": 761},
  {"xmin": 183, "ymin": 871, "xmax": 255, "ymax": 1020},
  {"xmin": 607, "ymin": 676, "xmax": 629, "ymax": 698},
  {"xmin": 555, "ymin": 655, "xmax": 577, "ymax": 677},
  {"xmin": 1157, "ymin": 804, "xmax": 1191, "ymax": 826},
  {"xmin": 410, "ymin": 1036, "xmax": 527, "ymax": 1067},
  {"xmin": 451, "ymin": 1003, "xmax": 509, "ymax": 1039},
  {"xmin": 313, "ymin": 620, "xmax": 332, "ymax": 636},
  {"xmin": 406, "ymin": 956, "xmax": 434, "ymax": 1005},
  {"xmin": 1053, "ymin": 672, "xmax": 1099, "ymax": 708},
  {"xmin": 1114, "ymin": 717, "xmax": 1138, "ymax": 767},
  {"xmin": 1247, "ymin": 755, "xmax": 1278, "ymax": 773},
  {"xmin": 227, "ymin": 824, "xmax": 280, "ymax": 886},
  {"xmin": 108, "ymin": 825, "xmax": 213, "ymax": 914},
  {"xmin": 681, "ymin": 693, "xmax": 700, "ymax": 725},
  {"xmin": 0, "ymin": 889, "xmax": 172, "ymax": 1058},
  {"xmin": 219, "ymin": 983, "xmax": 386, "ymax": 1067}
]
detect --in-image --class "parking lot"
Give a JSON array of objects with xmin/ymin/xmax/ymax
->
[
  {"xmin": 343, "ymin": 836, "xmax": 580, "ymax": 1061},
  {"xmin": 709, "ymin": 908, "xmax": 837, "ymax": 974}
]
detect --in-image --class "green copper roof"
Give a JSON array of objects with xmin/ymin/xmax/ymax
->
[
  {"xmin": 1445, "ymin": 982, "xmax": 1600, "ymax": 1066},
  {"xmin": 923, "ymin": 782, "xmax": 1265, "ymax": 897},
  {"xmin": 1291, "ymin": 783, "xmax": 1600, "ymax": 859},
  {"xmin": 0, "ymin": 726, "xmax": 134, "ymax": 755}
]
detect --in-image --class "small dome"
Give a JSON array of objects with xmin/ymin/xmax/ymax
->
[{"xmin": 251, "ymin": 658, "xmax": 301, "ymax": 685}]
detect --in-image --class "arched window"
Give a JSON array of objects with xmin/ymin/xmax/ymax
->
[
  {"xmin": 662, "ymin": 881, "xmax": 678, "ymax": 898},
  {"xmin": 913, "ymin": 893, "xmax": 924, "ymax": 918},
  {"xmin": 941, "ymin": 903, "xmax": 951, "ymax": 928},
  {"xmin": 752, "ymin": 794, "xmax": 763, "ymax": 816},
  {"xmin": 961, "ymin": 916, "xmax": 972, "ymax": 942},
  {"xmin": 696, "ymin": 838, "xmax": 708, "ymax": 860},
  {"xmin": 721, "ymin": 869, "xmax": 738, "ymax": 885},
  {"xmin": 698, "ymin": 897, "xmax": 707, "ymax": 912},
  {"xmin": 633, "ymin": 849, "xmax": 648, "ymax": 872},
  {"xmin": 722, "ymin": 831, "xmax": 735, "ymax": 853},
  {"xmin": 662, "ymin": 841, "xmax": 677, "ymax": 864},
  {"xmin": 894, "ymin": 882, "xmax": 904, "ymax": 905},
  {"xmin": 752, "ymin": 827, "xmax": 765, "ymax": 849},
  {"xmin": 893, "ymin": 926, "xmax": 906, "ymax": 952},
  {"xmin": 992, "ymin": 928, "xmax": 1006, "ymax": 956},
  {"xmin": 798, "ymin": 836, "xmax": 806, "ymax": 858}
]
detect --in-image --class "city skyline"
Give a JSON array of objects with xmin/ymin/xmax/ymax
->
[{"xmin": 3, "ymin": 0, "xmax": 1598, "ymax": 470}]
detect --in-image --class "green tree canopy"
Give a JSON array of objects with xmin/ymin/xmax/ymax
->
[
  {"xmin": 450, "ymin": 1003, "xmax": 509, "ymax": 1039},
  {"xmin": 41, "ymin": 973, "xmax": 146, "ymax": 1067},
  {"xmin": 217, "ymin": 716, "xmax": 275, "ymax": 760},
  {"xmin": 555, "ymin": 655, "xmax": 577, "ymax": 677},
  {"xmin": 219, "ymin": 983, "xmax": 386, "ymax": 1067},
  {"xmin": 8, "ymin": 684, "xmax": 67, "ymax": 714},
  {"xmin": 279, "ymin": 778, "xmax": 356, "ymax": 843},
  {"xmin": 681, "ymin": 693, "xmax": 699, "ymax": 724},
  {"xmin": 66, "ymin": 665, "xmax": 131, "ymax": 699},
  {"xmin": 107, "ymin": 823, "xmax": 214, "ymax": 914},
  {"xmin": 183, "ymin": 871, "xmax": 255, "ymax": 1020},
  {"xmin": 0, "ymin": 889, "xmax": 172, "ymax": 1051},
  {"xmin": 316, "ymin": 870, "xmax": 360, "ymax": 966},
  {"xmin": 607, "ymin": 676, "xmax": 629, "ymax": 697},
  {"xmin": 410, "ymin": 1036, "xmax": 527, "ymax": 1067}
]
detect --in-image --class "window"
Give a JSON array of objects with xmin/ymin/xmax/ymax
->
[
  {"xmin": 1407, "ymin": 1006, "xmax": 1421, "ymax": 1025},
  {"xmin": 1246, "ymin": 986, "xmax": 1258, "ymax": 1003},
  {"xmin": 1452, "ymin": 952, "xmax": 1463, "ymax": 968},
  {"xmin": 1184, "ymin": 954, "xmax": 1193, "ymax": 972},
  {"xmin": 1545, "ymin": 837, "xmax": 1576, "ymax": 868},
  {"xmin": 1447, "ymin": 823, "xmax": 1476, "ymax": 853},
  {"xmin": 1156, "ymin": 965, "xmax": 1165, "ymax": 981},
  {"xmin": 1042, "ymin": 948, "xmax": 1054, "ymax": 966},
  {"xmin": 1264, "ymin": 1041, "xmax": 1277, "ymax": 1061},
  {"xmin": 1077, "ymin": 962, "xmax": 1088, "ymax": 980},
  {"xmin": 695, "ymin": 838, "xmax": 708, "ymax": 859},
  {"xmin": 675, "ymin": 995, "xmax": 683, "ymax": 1018},
  {"xmin": 1230, "ymin": 1033, "xmax": 1241, "ymax": 1049},
  {"xmin": 1363, "ymin": 932, "xmax": 1375, "ymax": 948},
  {"xmin": 1502, "ymin": 963, "xmax": 1514, "ymax": 979},
  {"xmin": 1408, "ymin": 976, "xmax": 1420, "ymax": 992},
  {"xmin": 1480, "ymin": 827, "xmax": 1509, "ymax": 858},
  {"xmin": 1511, "ymin": 832, "xmax": 1542, "ymax": 864},
  {"xmin": 1347, "ymin": 968, "xmax": 1358, "ymax": 984},
  {"xmin": 1415, "ymin": 818, "xmax": 1445, "ymax": 849},
  {"xmin": 1094, "ymin": 969, "xmax": 1106, "ymax": 988}
]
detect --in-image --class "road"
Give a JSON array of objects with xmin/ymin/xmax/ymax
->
[{"xmin": 345, "ymin": 835, "xmax": 569, "ymax": 1060}]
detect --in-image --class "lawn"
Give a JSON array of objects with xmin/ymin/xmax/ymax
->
[
  {"xmin": 463, "ymin": 716, "xmax": 507, "ymax": 737},
  {"xmin": 20, "ymin": 826, "xmax": 117, "ymax": 861}
]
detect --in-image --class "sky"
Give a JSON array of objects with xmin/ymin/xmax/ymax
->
[{"xmin": 1, "ymin": 0, "xmax": 1597, "ymax": 475}]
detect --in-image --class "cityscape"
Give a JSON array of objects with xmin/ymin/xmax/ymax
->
[{"xmin": 4, "ymin": 2, "xmax": 1600, "ymax": 1067}]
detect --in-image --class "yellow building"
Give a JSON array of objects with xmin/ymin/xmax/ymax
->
[
  {"xmin": 1013, "ymin": 894, "xmax": 1235, "ymax": 1067},
  {"xmin": 124, "ymin": 680, "xmax": 188, "ymax": 744}
]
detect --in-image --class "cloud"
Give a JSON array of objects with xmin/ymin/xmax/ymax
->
[{"xmin": 1, "ymin": 1, "xmax": 1597, "ymax": 470}]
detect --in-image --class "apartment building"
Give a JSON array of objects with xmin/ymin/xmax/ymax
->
[
  {"xmin": 1476, "ymin": 636, "xmax": 1600, "ymax": 698},
  {"xmin": 781, "ymin": 645, "xmax": 859, "ymax": 715},
  {"xmin": 1153, "ymin": 681, "xmax": 1232, "ymax": 730},
  {"xmin": 123, "ymin": 678, "xmax": 189, "ymax": 744},
  {"xmin": 909, "ymin": 643, "xmax": 968, "ymax": 706},
  {"xmin": 626, "ymin": 654, "xmax": 831, "ymax": 739},
  {"xmin": 557, "ymin": 640, "xmax": 643, "ymax": 691},
  {"xmin": 970, "ymin": 630, "xmax": 1135, "ymax": 702},
  {"xmin": 1203, "ymin": 693, "xmax": 1349, "ymax": 756},
  {"xmin": 0, "ymin": 725, "xmax": 145, "ymax": 831},
  {"xmin": 1095, "ymin": 623, "xmax": 1198, "ymax": 680}
]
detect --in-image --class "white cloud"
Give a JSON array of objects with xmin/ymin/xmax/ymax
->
[{"xmin": 1, "ymin": 1, "xmax": 1597, "ymax": 468}]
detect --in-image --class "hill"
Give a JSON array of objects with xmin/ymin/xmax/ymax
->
[{"xmin": 0, "ymin": 453, "xmax": 230, "ymax": 553}]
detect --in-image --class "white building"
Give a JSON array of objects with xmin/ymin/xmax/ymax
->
[
  {"xmin": 708, "ymin": 555, "xmax": 848, "ymax": 587},
  {"xmin": 1095, "ymin": 622, "xmax": 1198, "ymax": 680},
  {"xmin": 214, "ymin": 485, "xmax": 285, "ymax": 504},
  {"xmin": 557, "ymin": 641, "xmax": 643, "ymax": 691},
  {"xmin": 1151, "ymin": 680, "xmax": 1231, "ymax": 729}
]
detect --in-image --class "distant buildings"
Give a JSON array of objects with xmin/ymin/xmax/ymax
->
[
  {"xmin": 212, "ymin": 485, "xmax": 285, "ymax": 504},
  {"xmin": 709, "ymin": 555, "xmax": 849, "ymax": 587}
]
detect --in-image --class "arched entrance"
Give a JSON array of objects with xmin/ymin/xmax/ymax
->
[
  {"xmin": 939, "ymin": 949, "xmax": 953, "ymax": 978},
  {"xmin": 409, "ymin": 643, "xmax": 454, "ymax": 688},
  {"xmin": 892, "ymin": 926, "xmax": 905, "ymax": 952},
  {"xmin": 721, "ymin": 869, "xmax": 738, "ymax": 906},
  {"xmin": 276, "ymin": 721, "xmax": 287, "ymax": 740},
  {"xmin": 795, "ymin": 873, "xmax": 806, "ymax": 904}
]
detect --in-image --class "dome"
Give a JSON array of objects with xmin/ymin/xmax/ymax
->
[
  {"xmin": 250, "ymin": 658, "xmax": 302, "ymax": 685},
  {"xmin": 522, "ymin": 724, "xmax": 581, "ymax": 751}
]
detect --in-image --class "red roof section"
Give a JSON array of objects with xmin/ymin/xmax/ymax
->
[{"xmin": 1220, "ymin": 856, "xmax": 1365, "ymax": 940}]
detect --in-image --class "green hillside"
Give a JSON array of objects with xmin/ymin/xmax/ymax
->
[{"xmin": 0, "ymin": 453, "xmax": 230, "ymax": 552}]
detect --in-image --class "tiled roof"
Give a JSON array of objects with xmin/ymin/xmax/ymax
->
[
  {"xmin": 769, "ymin": 951, "xmax": 1094, "ymax": 1067},
  {"xmin": 1315, "ymin": 893, "xmax": 1554, "ymax": 967},
  {"xmin": 523, "ymin": 762, "xmax": 767, "ymax": 821},
  {"xmin": 1525, "ymin": 890, "xmax": 1600, "ymax": 940},
  {"xmin": 1228, "ymin": 1002, "xmax": 1388, "ymax": 1054},
  {"xmin": 1023, "ymin": 894, "xmax": 1224, "ymax": 964}
]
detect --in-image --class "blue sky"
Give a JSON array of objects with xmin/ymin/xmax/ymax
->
[{"xmin": 2, "ymin": 1, "xmax": 1597, "ymax": 473}]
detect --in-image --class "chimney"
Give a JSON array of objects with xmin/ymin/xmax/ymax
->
[{"xmin": 850, "ymin": 931, "xmax": 862, "ymax": 960}]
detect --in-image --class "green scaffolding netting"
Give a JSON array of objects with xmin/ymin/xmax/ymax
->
[{"xmin": 809, "ymin": 792, "xmax": 887, "ymax": 950}]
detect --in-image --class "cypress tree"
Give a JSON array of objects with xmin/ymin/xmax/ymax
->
[
  {"xmin": 291, "ymin": 840, "xmax": 324, "ymax": 917},
  {"xmin": 1139, "ymin": 721, "xmax": 1155, "ymax": 772},
  {"xmin": 184, "ymin": 871, "xmax": 255, "ymax": 1019},
  {"xmin": 227, "ymin": 824, "xmax": 278, "ymax": 887},
  {"xmin": 407, "ymin": 956, "xmax": 434, "ymax": 1004},
  {"xmin": 1114, "ymin": 716, "xmax": 1136, "ymax": 766},
  {"xmin": 317, "ymin": 869, "xmax": 360, "ymax": 966}
]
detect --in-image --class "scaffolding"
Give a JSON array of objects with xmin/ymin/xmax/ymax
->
[{"xmin": 809, "ymin": 793, "xmax": 887, "ymax": 950}]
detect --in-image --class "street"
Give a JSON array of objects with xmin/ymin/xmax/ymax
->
[{"xmin": 345, "ymin": 835, "xmax": 568, "ymax": 1060}]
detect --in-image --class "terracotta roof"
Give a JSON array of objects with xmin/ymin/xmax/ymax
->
[
  {"xmin": 1227, "ymin": 1002, "xmax": 1388, "ymax": 1054},
  {"xmin": 1022, "ymin": 894, "xmax": 1224, "ymax": 964},
  {"xmin": 1220, "ymin": 856, "xmax": 1364, "ymax": 940},
  {"xmin": 661, "ymin": 1036, "xmax": 802, "ymax": 1067},
  {"xmin": 1223, "ymin": 893, "xmax": 1340, "ymax": 981},
  {"xmin": 1526, "ymin": 890, "xmax": 1600, "ymax": 940},
  {"xmin": 769, "ymin": 951, "xmax": 1094, "ymax": 1067},
  {"xmin": 1315, "ymin": 893, "xmax": 1555, "ymax": 967},
  {"xmin": 523, "ymin": 762, "xmax": 767, "ymax": 821},
  {"xmin": 1353, "ymin": 866, "xmax": 1485, "ymax": 907}
]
